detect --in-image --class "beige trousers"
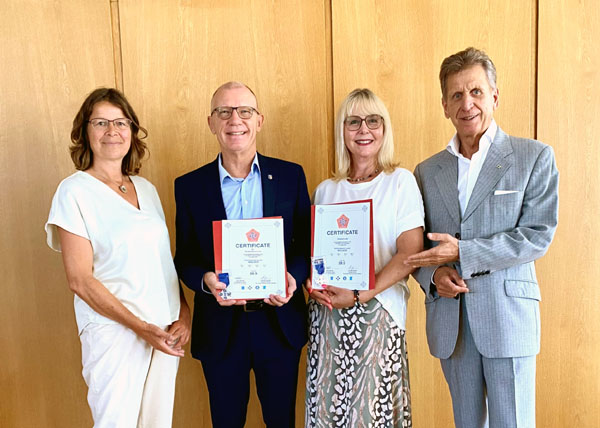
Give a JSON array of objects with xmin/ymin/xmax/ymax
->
[{"xmin": 80, "ymin": 322, "xmax": 179, "ymax": 428}]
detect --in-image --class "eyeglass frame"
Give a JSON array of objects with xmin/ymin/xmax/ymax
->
[
  {"xmin": 343, "ymin": 114, "xmax": 384, "ymax": 131},
  {"xmin": 87, "ymin": 118, "xmax": 133, "ymax": 130},
  {"xmin": 210, "ymin": 106, "xmax": 261, "ymax": 120}
]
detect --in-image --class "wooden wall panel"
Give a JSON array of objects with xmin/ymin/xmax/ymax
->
[
  {"xmin": 0, "ymin": 1, "xmax": 116, "ymax": 427},
  {"xmin": 538, "ymin": 1, "xmax": 600, "ymax": 427},
  {"xmin": 117, "ymin": 1, "xmax": 332, "ymax": 426},
  {"xmin": 332, "ymin": 1, "xmax": 535, "ymax": 427},
  {"xmin": 3, "ymin": 1, "xmax": 598, "ymax": 427}
]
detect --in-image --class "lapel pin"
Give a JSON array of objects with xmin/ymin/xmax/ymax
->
[{"xmin": 268, "ymin": 174, "xmax": 273, "ymax": 180}]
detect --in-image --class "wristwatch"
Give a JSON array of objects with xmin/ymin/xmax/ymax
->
[{"xmin": 353, "ymin": 289, "xmax": 360, "ymax": 307}]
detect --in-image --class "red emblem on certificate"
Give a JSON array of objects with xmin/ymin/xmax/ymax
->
[
  {"xmin": 246, "ymin": 229, "xmax": 260, "ymax": 242},
  {"xmin": 336, "ymin": 214, "xmax": 350, "ymax": 229}
]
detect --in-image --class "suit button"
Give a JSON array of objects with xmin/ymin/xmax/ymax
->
[{"xmin": 455, "ymin": 233, "xmax": 461, "ymax": 239}]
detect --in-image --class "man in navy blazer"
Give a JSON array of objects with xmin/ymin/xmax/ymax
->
[
  {"xmin": 406, "ymin": 48, "xmax": 558, "ymax": 427},
  {"xmin": 174, "ymin": 82, "xmax": 310, "ymax": 428}
]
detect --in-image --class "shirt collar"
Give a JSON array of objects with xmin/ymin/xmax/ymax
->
[
  {"xmin": 446, "ymin": 119, "xmax": 498, "ymax": 159},
  {"xmin": 218, "ymin": 153, "xmax": 261, "ymax": 184}
]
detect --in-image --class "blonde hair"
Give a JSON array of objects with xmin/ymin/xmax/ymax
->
[{"xmin": 332, "ymin": 88, "xmax": 398, "ymax": 181}]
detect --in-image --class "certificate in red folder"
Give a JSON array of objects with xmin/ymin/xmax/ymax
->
[
  {"xmin": 310, "ymin": 200, "xmax": 375, "ymax": 291},
  {"xmin": 213, "ymin": 217, "xmax": 287, "ymax": 300}
]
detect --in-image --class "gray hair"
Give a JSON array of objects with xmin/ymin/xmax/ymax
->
[{"xmin": 439, "ymin": 47, "xmax": 497, "ymax": 98}]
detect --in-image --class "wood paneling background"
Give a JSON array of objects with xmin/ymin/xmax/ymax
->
[
  {"xmin": 537, "ymin": 0, "xmax": 600, "ymax": 427},
  {"xmin": 0, "ymin": 1, "xmax": 117, "ymax": 427},
  {"xmin": 0, "ymin": 0, "xmax": 598, "ymax": 427}
]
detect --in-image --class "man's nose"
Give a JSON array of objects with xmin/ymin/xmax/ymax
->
[{"xmin": 461, "ymin": 94, "xmax": 474, "ymax": 110}]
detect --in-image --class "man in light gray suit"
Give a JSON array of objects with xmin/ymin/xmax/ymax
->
[{"xmin": 406, "ymin": 47, "xmax": 559, "ymax": 428}]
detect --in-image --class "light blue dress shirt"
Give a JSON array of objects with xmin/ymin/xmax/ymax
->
[
  {"xmin": 202, "ymin": 154, "xmax": 265, "ymax": 294},
  {"xmin": 218, "ymin": 153, "xmax": 264, "ymax": 220}
]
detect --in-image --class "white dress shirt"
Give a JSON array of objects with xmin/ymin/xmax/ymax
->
[{"xmin": 446, "ymin": 119, "xmax": 498, "ymax": 215}]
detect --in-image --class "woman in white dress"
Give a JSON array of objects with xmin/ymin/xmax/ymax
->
[
  {"xmin": 305, "ymin": 88, "xmax": 424, "ymax": 428},
  {"xmin": 46, "ymin": 88, "xmax": 190, "ymax": 427}
]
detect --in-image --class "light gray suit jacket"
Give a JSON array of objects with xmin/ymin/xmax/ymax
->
[{"xmin": 413, "ymin": 127, "xmax": 559, "ymax": 359}]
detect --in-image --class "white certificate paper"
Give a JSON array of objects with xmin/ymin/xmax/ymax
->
[
  {"xmin": 213, "ymin": 217, "xmax": 287, "ymax": 300},
  {"xmin": 311, "ymin": 200, "xmax": 374, "ymax": 290}
]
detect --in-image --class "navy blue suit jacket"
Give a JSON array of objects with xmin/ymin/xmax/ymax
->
[{"xmin": 174, "ymin": 153, "xmax": 310, "ymax": 362}]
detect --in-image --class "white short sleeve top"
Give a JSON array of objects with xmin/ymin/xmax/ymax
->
[
  {"xmin": 313, "ymin": 168, "xmax": 424, "ymax": 329},
  {"xmin": 45, "ymin": 171, "xmax": 180, "ymax": 333}
]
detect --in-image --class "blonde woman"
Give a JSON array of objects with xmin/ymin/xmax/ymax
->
[{"xmin": 305, "ymin": 88, "xmax": 424, "ymax": 427}]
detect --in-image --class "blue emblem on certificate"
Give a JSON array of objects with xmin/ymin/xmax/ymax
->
[
  {"xmin": 218, "ymin": 272, "xmax": 232, "ymax": 299},
  {"xmin": 311, "ymin": 256, "xmax": 326, "ymax": 287}
]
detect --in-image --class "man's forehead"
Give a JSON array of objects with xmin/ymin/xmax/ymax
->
[
  {"xmin": 447, "ymin": 66, "xmax": 492, "ymax": 90},
  {"xmin": 211, "ymin": 86, "xmax": 258, "ymax": 109}
]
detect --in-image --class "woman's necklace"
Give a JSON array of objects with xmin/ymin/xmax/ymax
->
[
  {"xmin": 348, "ymin": 168, "xmax": 380, "ymax": 183},
  {"xmin": 92, "ymin": 171, "xmax": 128, "ymax": 193}
]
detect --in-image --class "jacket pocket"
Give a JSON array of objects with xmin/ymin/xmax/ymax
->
[{"xmin": 504, "ymin": 279, "xmax": 541, "ymax": 301}]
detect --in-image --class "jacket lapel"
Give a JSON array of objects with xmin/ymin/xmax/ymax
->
[
  {"xmin": 206, "ymin": 156, "xmax": 227, "ymax": 219},
  {"xmin": 258, "ymin": 153, "xmax": 276, "ymax": 217},
  {"xmin": 434, "ymin": 151, "xmax": 461, "ymax": 225},
  {"xmin": 462, "ymin": 128, "xmax": 514, "ymax": 222}
]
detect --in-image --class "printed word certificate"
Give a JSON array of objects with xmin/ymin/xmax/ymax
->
[
  {"xmin": 213, "ymin": 217, "xmax": 287, "ymax": 300},
  {"xmin": 311, "ymin": 200, "xmax": 375, "ymax": 290}
]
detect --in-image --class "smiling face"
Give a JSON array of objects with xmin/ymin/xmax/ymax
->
[
  {"xmin": 87, "ymin": 101, "xmax": 132, "ymax": 165},
  {"xmin": 208, "ymin": 85, "xmax": 264, "ymax": 157},
  {"xmin": 343, "ymin": 107, "xmax": 384, "ymax": 166},
  {"xmin": 442, "ymin": 65, "xmax": 499, "ymax": 145}
]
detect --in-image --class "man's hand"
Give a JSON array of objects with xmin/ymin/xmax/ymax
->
[
  {"xmin": 203, "ymin": 271, "xmax": 246, "ymax": 306},
  {"xmin": 433, "ymin": 266, "xmax": 469, "ymax": 298},
  {"xmin": 265, "ymin": 272, "xmax": 296, "ymax": 307},
  {"xmin": 405, "ymin": 233, "xmax": 459, "ymax": 267}
]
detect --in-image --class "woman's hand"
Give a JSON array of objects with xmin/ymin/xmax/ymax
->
[
  {"xmin": 325, "ymin": 285, "xmax": 355, "ymax": 309},
  {"xmin": 137, "ymin": 322, "xmax": 185, "ymax": 357},
  {"xmin": 306, "ymin": 278, "xmax": 333, "ymax": 310},
  {"xmin": 166, "ymin": 292, "xmax": 191, "ymax": 352}
]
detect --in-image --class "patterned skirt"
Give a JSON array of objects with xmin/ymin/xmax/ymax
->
[{"xmin": 305, "ymin": 298, "xmax": 412, "ymax": 428}]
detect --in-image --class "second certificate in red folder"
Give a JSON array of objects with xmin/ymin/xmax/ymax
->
[
  {"xmin": 310, "ymin": 200, "xmax": 375, "ymax": 291},
  {"xmin": 213, "ymin": 217, "xmax": 287, "ymax": 300}
]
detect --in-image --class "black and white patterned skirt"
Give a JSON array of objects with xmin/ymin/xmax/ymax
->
[{"xmin": 305, "ymin": 298, "xmax": 412, "ymax": 428}]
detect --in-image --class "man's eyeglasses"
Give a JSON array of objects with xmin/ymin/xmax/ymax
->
[
  {"xmin": 344, "ymin": 114, "xmax": 384, "ymax": 131},
  {"xmin": 211, "ymin": 106, "xmax": 260, "ymax": 120},
  {"xmin": 88, "ymin": 118, "xmax": 133, "ymax": 131}
]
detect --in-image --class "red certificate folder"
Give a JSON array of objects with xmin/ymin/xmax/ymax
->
[
  {"xmin": 213, "ymin": 217, "xmax": 288, "ymax": 300},
  {"xmin": 310, "ymin": 199, "xmax": 375, "ymax": 290}
]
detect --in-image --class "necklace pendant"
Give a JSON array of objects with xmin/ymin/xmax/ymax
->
[{"xmin": 119, "ymin": 185, "xmax": 128, "ymax": 193}]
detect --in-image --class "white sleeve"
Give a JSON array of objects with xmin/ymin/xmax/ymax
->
[
  {"xmin": 395, "ymin": 171, "xmax": 425, "ymax": 236},
  {"xmin": 45, "ymin": 181, "xmax": 90, "ymax": 252}
]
